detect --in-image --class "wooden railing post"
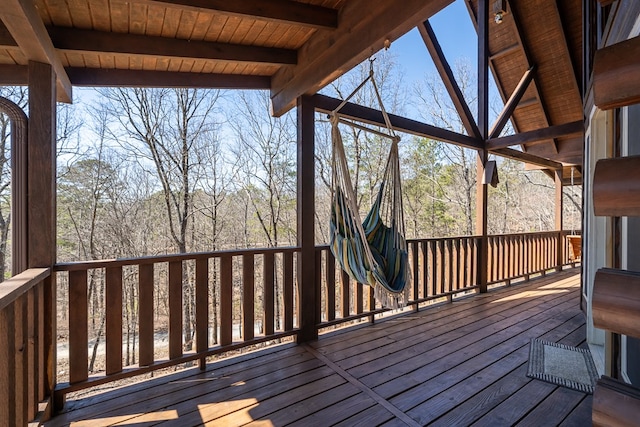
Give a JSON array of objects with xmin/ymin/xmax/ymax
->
[
  {"xmin": 476, "ymin": 153, "xmax": 489, "ymax": 293},
  {"xmin": 296, "ymin": 95, "xmax": 317, "ymax": 342},
  {"xmin": 555, "ymin": 168, "xmax": 564, "ymax": 271},
  {"xmin": 27, "ymin": 61, "xmax": 58, "ymax": 415},
  {"xmin": 476, "ymin": 0, "xmax": 489, "ymax": 293}
]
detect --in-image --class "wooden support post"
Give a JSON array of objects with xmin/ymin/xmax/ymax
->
[
  {"xmin": 555, "ymin": 168, "xmax": 564, "ymax": 271},
  {"xmin": 296, "ymin": 95, "xmax": 317, "ymax": 342},
  {"xmin": 27, "ymin": 61, "xmax": 57, "ymax": 409},
  {"xmin": 476, "ymin": 0, "xmax": 489, "ymax": 293}
]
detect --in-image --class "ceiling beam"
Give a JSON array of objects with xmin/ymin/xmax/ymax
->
[
  {"xmin": 492, "ymin": 147, "xmax": 562, "ymax": 170},
  {"xmin": 66, "ymin": 68, "xmax": 271, "ymax": 89},
  {"xmin": 313, "ymin": 94, "xmax": 483, "ymax": 150},
  {"xmin": 270, "ymin": 0, "xmax": 454, "ymax": 116},
  {"xmin": 1, "ymin": 0, "xmax": 72, "ymax": 103},
  {"xmin": 489, "ymin": 65, "xmax": 535, "ymax": 139},
  {"xmin": 48, "ymin": 27, "xmax": 297, "ymax": 66},
  {"xmin": 419, "ymin": 19, "xmax": 481, "ymax": 139},
  {"xmin": 486, "ymin": 120, "xmax": 584, "ymax": 150},
  {"xmin": 123, "ymin": 0, "xmax": 338, "ymax": 29},
  {"xmin": 0, "ymin": 64, "xmax": 27, "ymax": 85}
]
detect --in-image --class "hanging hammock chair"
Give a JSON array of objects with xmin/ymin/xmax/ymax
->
[{"xmin": 329, "ymin": 61, "xmax": 410, "ymax": 308}]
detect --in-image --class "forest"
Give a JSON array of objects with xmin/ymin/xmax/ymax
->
[{"xmin": 0, "ymin": 54, "xmax": 581, "ymax": 377}]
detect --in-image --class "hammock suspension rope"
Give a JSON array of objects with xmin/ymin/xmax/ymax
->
[{"xmin": 329, "ymin": 58, "xmax": 410, "ymax": 308}]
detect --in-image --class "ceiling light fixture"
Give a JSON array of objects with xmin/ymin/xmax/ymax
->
[{"xmin": 493, "ymin": 0, "xmax": 507, "ymax": 24}]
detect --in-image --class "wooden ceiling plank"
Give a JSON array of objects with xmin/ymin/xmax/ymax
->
[
  {"xmin": 489, "ymin": 65, "xmax": 535, "ymax": 139},
  {"xmin": 0, "ymin": 64, "xmax": 28, "ymax": 85},
  {"xmin": 486, "ymin": 120, "xmax": 584, "ymax": 150},
  {"xmin": 271, "ymin": 0, "xmax": 454, "ymax": 116},
  {"xmin": 547, "ymin": 0, "xmax": 582, "ymax": 113},
  {"xmin": 489, "ymin": 43, "xmax": 519, "ymax": 61},
  {"xmin": 313, "ymin": 94, "xmax": 483, "ymax": 150},
  {"xmin": 492, "ymin": 147, "xmax": 562, "ymax": 170},
  {"xmin": 419, "ymin": 20, "xmax": 481, "ymax": 139},
  {"xmin": 48, "ymin": 27, "xmax": 297, "ymax": 65},
  {"xmin": 1, "ymin": 0, "xmax": 72, "ymax": 102},
  {"xmin": 516, "ymin": 97, "xmax": 538, "ymax": 109},
  {"xmin": 118, "ymin": 0, "xmax": 338, "ymax": 29},
  {"xmin": 66, "ymin": 68, "xmax": 271, "ymax": 89}
]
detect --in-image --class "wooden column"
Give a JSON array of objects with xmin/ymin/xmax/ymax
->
[
  {"xmin": 476, "ymin": 0, "xmax": 489, "ymax": 293},
  {"xmin": 27, "ymin": 61, "xmax": 57, "ymax": 403},
  {"xmin": 555, "ymin": 168, "xmax": 564, "ymax": 270},
  {"xmin": 296, "ymin": 95, "xmax": 317, "ymax": 342}
]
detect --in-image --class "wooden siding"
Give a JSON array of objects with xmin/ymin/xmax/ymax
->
[{"xmin": 45, "ymin": 269, "xmax": 591, "ymax": 426}]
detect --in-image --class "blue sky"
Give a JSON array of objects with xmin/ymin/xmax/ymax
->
[{"xmin": 393, "ymin": 0, "xmax": 478, "ymax": 87}]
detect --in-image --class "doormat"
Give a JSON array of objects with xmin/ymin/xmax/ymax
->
[{"xmin": 527, "ymin": 338, "xmax": 599, "ymax": 394}]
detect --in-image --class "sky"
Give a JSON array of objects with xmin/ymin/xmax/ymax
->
[{"xmin": 392, "ymin": 0, "xmax": 478, "ymax": 88}]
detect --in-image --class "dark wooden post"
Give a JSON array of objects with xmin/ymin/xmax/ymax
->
[
  {"xmin": 296, "ymin": 95, "xmax": 317, "ymax": 342},
  {"xmin": 476, "ymin": 0, "xmax": 489, "ymax": 293},
  {"xmin": 555, "ymin": 168, "xmax": 564, "ymax": 271},
  {"xmin": 27, "ymin": 61, "xmax": 57, "ymax": 406}
]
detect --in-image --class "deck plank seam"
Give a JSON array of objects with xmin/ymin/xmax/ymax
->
[{"xmin": 302, "ymin": 343, "xmax": 421, "ymax": 427}]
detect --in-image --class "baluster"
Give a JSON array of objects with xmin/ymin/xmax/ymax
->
[
  {"xmin": 196, "ymin": 258, "xmax": 208, "ymax": 369},
  {"xmin": 411, "ymin": 241, "xmax": 419, "ymax": 303},
  {"xmin": 27, "ymin": 288, "xmax": 36, "ymax": 419},
  {"xmin": 447, "ymin": 239, "xmax": 454, "ymax": 293},
  {"xmin": 69, "ymin": 270, "xmax": 88, "ymax": 384},
  {"xmin": 0, "ymin": 305, "xmax": 15, "ymax": 424},
  {"xmin": 263, "ymin": 252, "xmax": 275, "ymax": 336},
  {"xmin": 105, "ymin": 266, "xmax": 123, "ymax": 374},
  {"xmin": 168, "ymin": 261, "xmax": 183, "ymax": 359},
  {"xmin": 325, "ymin": 250, "xmax": 336, "ymax": 322},
  {"xmin": 14, "ymin": 295, "xmax": 26, "ymax": 425},
  {"xmin": 138, "ymin": 264, "xmax": 154, "ymax": 366},
  {"xmin": 341, "ymin": 270, "xmax": 350, "ymax": 318},
  {"xmin": 315, "ymin": 250, "xmax": 322, "ymax": 323},
  {"xmin": 422, "ymin": 241, "xmax": 429, "ymax": 298},
  {"xmin": 283, "ymin": 252, "xmax": 294, "ymax": 331},
  {"xmin": 242, "ymin": 253, "xmax": 255, "ymax": 341},
  {"xmin": 220, "ymin": 255, "xmax": 233, "ymax": 345}
]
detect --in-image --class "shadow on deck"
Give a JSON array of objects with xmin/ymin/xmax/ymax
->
[{"xmin": 46, "ymin": 268, "xmax": 590, "ymax": 426}]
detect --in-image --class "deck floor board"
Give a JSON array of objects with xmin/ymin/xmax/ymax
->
[{"xmin": 47, "ymin": 268, "xmax": 593, "ymax": 426}]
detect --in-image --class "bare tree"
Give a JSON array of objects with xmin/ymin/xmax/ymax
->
[{"xmin": 105, "ymin": 87, "xmax": 221, "ymax": 350}]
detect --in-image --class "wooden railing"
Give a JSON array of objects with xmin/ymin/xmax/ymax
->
[
  {"xmin": 50, "ymin": 231, "xmax": 580, "ymax": 404},
  {"xmin": 53, "ymin": 247, "xmax": 300, "ymax": 399},
  {"xmin": 0, "ymin": 267, "xmax": 52, "ymax": 427}
]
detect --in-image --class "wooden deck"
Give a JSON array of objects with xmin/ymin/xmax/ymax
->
[{"xmin": 45, "ymin": 268, "xmax": 591, "ymax": 427}]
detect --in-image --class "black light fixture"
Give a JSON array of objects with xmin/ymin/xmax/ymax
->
[{"xmin": 493, "ymin": 0, "xmax": 507, "ymax": 24}]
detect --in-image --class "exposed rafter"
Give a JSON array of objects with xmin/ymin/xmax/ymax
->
[
  {"xmin": 492, "ymin": 147, "xmax": 562, "ymax": 170},
  {"xmin": 48, "ymin": 27, "xmax": 297, "ymax": 66},
  {"xmin": 1, "ymin": 0, "xmax": 72, "ymax": 103},
  {"xmin": 66, "ymin": 68, "xmax": 271, "ymax": 89},
  {"xmin": 419, "ymin": 20, "xmax": 481, "ymax": 139},
  {"xmin": 120, "ymin": 0, "xmax": 338, "ymax": 29},
  {"xmin": 270, "ymin": 0, "xmax": 454, "ymax": 116},
  {"xmin": 313, "ymin": 94, "xmax": 483, "ymax": 149},
  {"xmin": 489, "ymin": 66, "xmax": 535, "ymax": 139},
  {"xmin": 486, "ymin": 120, "xmax": 584, "ymax": 150}
]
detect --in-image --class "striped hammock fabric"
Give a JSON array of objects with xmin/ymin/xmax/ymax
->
[{"xmin": 329, "ymin": 113, "xmax": 410, "ymax": 308}]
